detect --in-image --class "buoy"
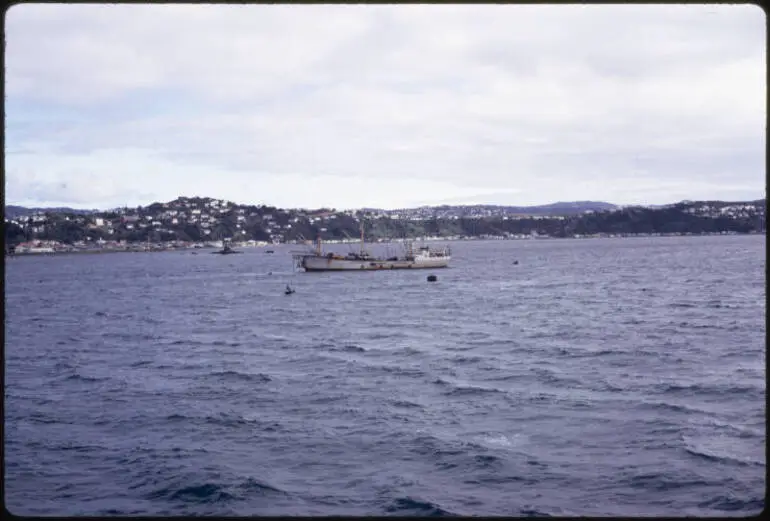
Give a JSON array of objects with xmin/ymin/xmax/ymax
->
[{"xmin": 427, "ymin": 275, "xmax": 437, "ymax": 282}]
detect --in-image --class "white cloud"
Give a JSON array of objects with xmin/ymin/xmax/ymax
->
[
  {"xmin": 4, "ymin": 3, "xmax": 765, "ymax": 209},
  {"xmin": 3, "ymin": 147, "xmax": 522, "ymax": 210}
]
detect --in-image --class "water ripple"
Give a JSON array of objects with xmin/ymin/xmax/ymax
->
[{"xmin": 4, "ymin": 236, "xmax": 765, "ymax": 516}]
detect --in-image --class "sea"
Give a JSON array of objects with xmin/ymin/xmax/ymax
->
[{"xmin": 4, "ymin": 235, "xmax": 766, "ymax": 516}]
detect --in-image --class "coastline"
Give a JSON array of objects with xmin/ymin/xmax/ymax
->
[{"xmin": 6, "ymin": 230, "xmax": 764, "ymax": 258}]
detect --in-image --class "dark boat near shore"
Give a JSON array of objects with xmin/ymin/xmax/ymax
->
[{"xmin": 211, "ymin": 239, "xmax": 242, "ymax": 255}]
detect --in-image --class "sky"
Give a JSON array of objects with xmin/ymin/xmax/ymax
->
[{"xmin": 4, "ymin": 3, "xmax": 766, "ymax": 210}]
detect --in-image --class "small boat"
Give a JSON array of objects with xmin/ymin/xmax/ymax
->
[
  {"xmin": 265, "ymin": 250, "xmax": 275, "ymax": 254},
  {"xmin": 284, "ymin": 284, "xmax": 295, "ymax": 295},
  {"xmin": 211, "ymin": 239, "xmax": 243, "ymax": 255}
]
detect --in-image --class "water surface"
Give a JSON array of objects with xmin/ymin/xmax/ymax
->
[{"xmin": 4, "ymin": 236, "xmax": 765, "ymax": 515}]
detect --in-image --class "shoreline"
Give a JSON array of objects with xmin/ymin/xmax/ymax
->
[{"xmin": 6, "ymin": 231, "xmax": 764, "ymax": 257}]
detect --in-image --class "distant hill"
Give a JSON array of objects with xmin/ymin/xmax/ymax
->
[
  {"xmin": 4, "ymin": 196, "xmax": 764, "ymax": 246},
  {"xmin": 5, "ymin": 205, "xmax": 100, "ymax": 220},
  {"xmin": 6, "ymin": 198, "xmax": 762, "ymax": 219},
  {"xmin": 508, "ymin": 201, "xmax": 618, "ymax": 215},
  {"xmin": 363, "ymin": 201, "xmax": 619, "ymax": 216},
  {"xmin": 5, "ymin": 200, "xmax": 617, "ymax": 219}
]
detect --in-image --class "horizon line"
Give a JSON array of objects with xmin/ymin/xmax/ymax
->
[{"xmin": 4, "ymin": 194, "xmax": 767, "ymax": 213}]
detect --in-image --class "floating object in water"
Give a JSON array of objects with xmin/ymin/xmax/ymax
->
[
  {"xmin": 427, "ymin": 275, "xmax": 437, "ymax": 282},
  {"xmin": 292, "ymin": 228, "xmax": 450, "ymax": 271},
  {"xmin": 268, "ymin": 271, "xmax": 272, "ymax": 276},
  {"xmin": 285, "ymin": 284, "xmax": 295, "ymax": 295},
  {"xmin": 513, "ymin": 260, "xmax": 519, "ymax": 265},
  {"xmin": 265, "ymin": 250, "xmax": 275, "ymax": 254},
  {"xmin": 211, "ymin": 239, "xmax": 242, "ymax": 255}
]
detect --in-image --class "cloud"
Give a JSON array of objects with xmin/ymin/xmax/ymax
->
[{"xmin": 4, "ymin": 3, "xmax": 766, "ymax": 209}]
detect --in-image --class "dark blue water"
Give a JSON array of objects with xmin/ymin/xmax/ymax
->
[{"xmin": 4, "ymin": 236, "xmax": 766, "ymax": 516}]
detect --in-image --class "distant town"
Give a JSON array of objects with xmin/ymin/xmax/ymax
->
[{"xmin": 4, "ymin": 196, "xmax": 766, "ymax": 255}]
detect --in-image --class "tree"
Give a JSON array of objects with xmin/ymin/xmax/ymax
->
[{"xmin": 4, "ymin": 222, "xmax": 26, "ymax": 245}]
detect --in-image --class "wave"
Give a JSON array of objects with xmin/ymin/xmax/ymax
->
[
  {"xmin": 444, "ymin": 384, "xmax": 504, "ymax": 397},
  {"xmin": 165, "ymin": 339, "xmax": 208, "ymax": 347},
  {"xmin": 699, "ymin": 418, "xmax": 764, "ymax": 438},
  {"xmin": 655, "ymin": 382, "xmax": 763, "ymax": 397},
  {"xmin": 211, "ymin": 340, "xmax": 242, "ymax": 347},
  {"xmin": 705, "ymin": 300, "xmax": 738, "ymax": 309},
  {"xmin": 571, "ymin": 348, "xmax": 622, "ymax": 357},
  {"xmin": 475, "ymin": 434, "xmax": 517, "ymax": 449},
  {"xmin": 146, "ymin": 482, "xmax": 236, "ymax": 504},
  {"xmin": 165, "ymin": 412, "xmax": 267, "ymax": 429},
  {"xmin": 445, "ymin": 345, "xmax": 475, "ymax": 351},
  {"xmin": 518, "ymin": 508, "xmax": 552, "ymax": 517},
  {"xmin": 236, "ymin": 477, "xmax": 286, "ymax": 495},
  {"xmin": 56, "ymin": 442, "xmax": 103, "ymax": 452},
  {"xmin": 64, "ymin": 373, "xmax": 110, "ymax": 383},
  {"xmin": 363, "ymin": 364, "xmax": 427, "ymax": 378},
  {"xmin": 530, "ymin": 367, "xmax": 582, "ymax": 387},
  {"xmin": 698, "ymin": 494, "xmax": 765, "ymax": 513},
  {"xmin": 484, "ymin": 374, "xmax": 522, "ymax": 382},
  {"xmin": 407, "ymin": 431, "xmax": 515, "ymax": 476},
  {"xmin": 27, "ymin": 413, "xmax": 75, "ymax": 424},
  {"xmin": 472, "ymin": 453, "xmax": 503, "ymax": 469},
  {"xmin": 391, "ymin": 399, "xmax": 424, "ymax": 409},
  {"xmin": 683, "ymin": 442, "xmax": 765, "ymax": 467},
  {"xmin": 395, "ymin": 346, "xmax": 422, "ymax": 355},
  {"xmin": 332, "ymin": 344, "xmax": 366, "ymax": 353},
  {"xmin": 96, "ymin": 509, "xmax": 147, "ymax": 516},
  {"xmin": 464, "ymin": 473, "xmax": 534, "ymax": 486},
  {"xmin": 208, "ymin": 370, "xmax": 272, "ymax": 383},
  {"xmin": 592, "ymin": 379, "xmax": 625, "ymax": 392},
  {"xmin": 450, "ymin": 355, "xmax": 483, "ymax": 364},
  {"xmin": 626, "ymin": 472, "xmax": 711, "ymax": 492},
  {"xmin": 409, "ymin": 433, "xmax": 467, "ymax": 458},
  {"xmin": 366, "ymin": 332, "xmax": 397, "ymax": 340},
  {"xmin": 637, "ymin": 400, "xmax": 715, "ymax": 416},
  {"xmin": 384, "ymin": 496, "xmax": 458, "ymax": 516},
  {"xmin": 677, "ymin": 321, "xmax": 737, "ymax": 330}
]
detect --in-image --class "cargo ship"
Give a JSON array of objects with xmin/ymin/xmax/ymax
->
[{"xmin": 291, "ymin": 222, "xmax": 451, "ymax": 272}]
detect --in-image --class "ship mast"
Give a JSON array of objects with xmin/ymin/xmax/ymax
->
[{"xmin": 360, "ymin": 219, "xmax": 365, "ymax": 256}]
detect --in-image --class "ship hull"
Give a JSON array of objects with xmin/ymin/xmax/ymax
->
[{"xmin": 299, "ymin": 256, "xmax": 450, "ymax": 271}]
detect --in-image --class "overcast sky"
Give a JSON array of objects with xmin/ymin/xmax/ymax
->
[{"xmin": 4, "ymin": 3, "xmax": 766, "ymax": 210}]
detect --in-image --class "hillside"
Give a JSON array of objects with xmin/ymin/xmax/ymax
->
[{"xmin": 4, "ymin": 197, "xmax": 765, "ymax": 246}]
